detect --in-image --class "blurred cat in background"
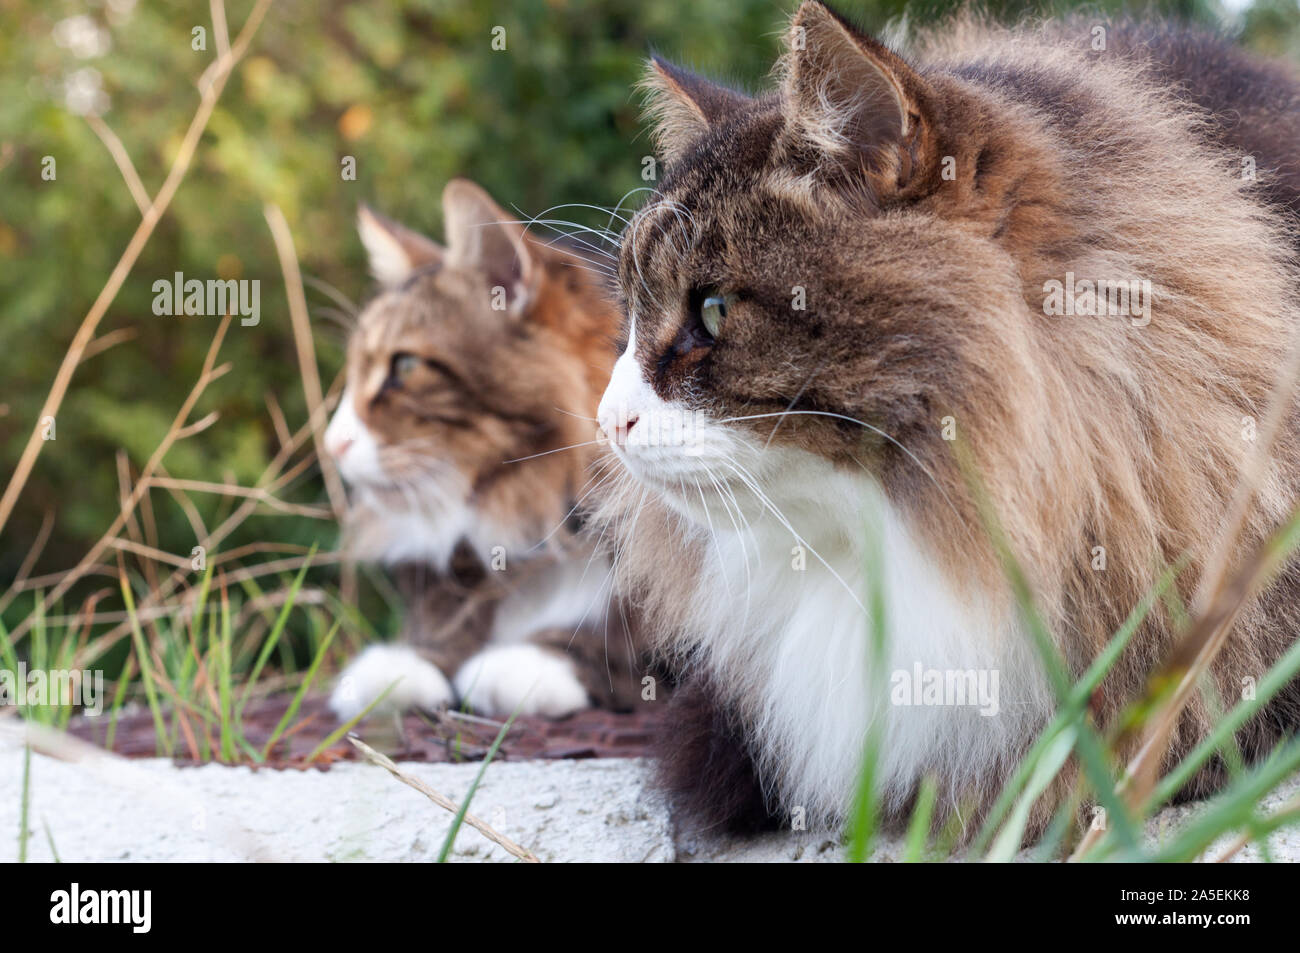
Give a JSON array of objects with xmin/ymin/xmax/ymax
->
[{"xmin": 326, "ymin": 179, "xmax": 648, "ymax": 722}]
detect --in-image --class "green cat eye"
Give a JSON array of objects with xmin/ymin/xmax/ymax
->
[
  {"xmin": 391, "ymin": 352, "xmax": 421, "ymax": 383},
  {"xmin": 700, "ymin": 295, "xmax": 728, "ymax": 338}
]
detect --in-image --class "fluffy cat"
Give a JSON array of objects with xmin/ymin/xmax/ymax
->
[
  {"xmin": 326, "ymin": 179, "xmax": 648, "ymax": 722},
  {"xmin": 595, "ymin": 3, "xmax": 1300, "ymax": 835}
]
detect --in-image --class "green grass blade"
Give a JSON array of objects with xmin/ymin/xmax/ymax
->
[
  {"xmin": 41, "ymin": 817, "xmax": 61, "ymax": 863},
  {"xmin": 1147, "ymin": 632, "xmax": 1300, "ymax": 811},
  {"xmin": 260, "ymin": 619, "xmax": 340, "ymax": 761},
  {"xmin": 237, "ymin": 545, "xmax": 316, "ymax": 716},
  {"xmin": 1030, "ymin": 781, "xmax": 1084, "ymax": 862},
  {"xmin": 120, "ymin": 574, "xmax": 169, "ymax": 757},
  {"xmin": 957, "ymin": 443, "xmax": 1140, "ymax": 849},
  {"xmin": 987, "ymin": 724, "xmax": 1076, "ymax": 862},
  {"xmin": 218, "ymin": 587, "xmax": 235, "ymax": 763},
  {"xmin": 845, "ymin": 502, "xmax": 890, "ymax": 863},
  {"xmin": 1133, "ymin": 738, "xmax": 1300, "ymax": 862},
  {"xmin": 191, "ymin": 560, "xmax": 214, "ymax": 633},
  {"xmin": 437, "ymin": 710, "xmax": 519, "ymax": 863},
  {"xmin": 0, "ymin": 619, "xmax": 20, "ymax": 695},
  {"xmin": 903, "ymin": 776, "xmax": 939, "ymax": 862},
  {"xmin": 302, "ymin": 679, "xmax": 398, "ymax": 765},
  {"xmin": 969, "ymin": 563, "xmax": 1178, "ymax": 855},
  {"xmin": 18, "ymin": 743, "xmax": 31, "ymax": 863}
]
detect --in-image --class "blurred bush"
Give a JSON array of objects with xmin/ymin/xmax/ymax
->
[{"xmin": 0, "ymin": 0, "xmax": 1295, "ymax": 588}]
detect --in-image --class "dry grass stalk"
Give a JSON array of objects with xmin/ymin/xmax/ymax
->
[
  {"xmin": 15, "ymin": 566, "xmax": 132, "ymax": 595},
  {"xmin": 264, "ymin": 204, "xmax": 355, "ymax": 606},
  {"xmin": 263, "ymin": 204, "xmax": 348, "ymax": 524},
  {"xmin": 83, "ymin": 112, "xmax": 152, "ymax": 216},
  {"xmin": 209, "ymin": 0, "xmax": 232, "ymax": 61},
  {"xmin": 347, "ymin": 735, "xmax": 542, "ymax": 863},
  {"xmin": 0, "ymin": 509, "xmax": 54, "ymax": 614},
  {"xmin": 74, "ymin": 548, "xmax": 343, "ymax": 668},
  {"xmin": 209, "ymin": 550, "xmax": 342, "ymax": 586},
  {"xmin": 5, "ymin": 342, "xmax": 340, "ymax": 670},
  {"xmin": 116, "ymin": 451, "xmax": 161, "ymax": 594},
  {"xmin": 107, "ymin": 537, "xmax": 193, "ymax": 570},
  {"xmin": 0, "ymin": 0, "xmax": 275, "ymax": 538},
  {"xmin": 155, "ymin": 462, "xmax": 209, "ymax": 540},
  {"xmin": 80, "ymin": 327, "xmax": 140, "ymax": 363},
  {"xmin": 264, "ymin": 390, "xmax": 293, "ymax": 450},
  {"xmin": 1126, "ymin": 338, "xmax": 1300, "ymax": 789},
  {"xmin": 1211, "ymin": 792, "xmax": 1300, "ymax": 862},
  {"xmin": 144, "ymin": 476, "xmax": 334, "ymax": 519},
  {"xmin": 5, "ymin": 314, "xmax": 235, "ymax": 648}
]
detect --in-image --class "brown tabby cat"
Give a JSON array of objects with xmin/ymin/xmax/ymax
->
[
  {"xmin": 326, "ymin": 179, "xmax": 648, "ymax": 722},
  {"xmin": 594, "ymin": 3, "xmax": 1300, "ymax": 835}
]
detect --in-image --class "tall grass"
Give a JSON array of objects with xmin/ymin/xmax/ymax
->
[
  {"xmin": 0, "ymin": 0, "xmax": 375, "ymax": 783},
  {"xmin": 845, "ymin": 440, "xmax": 1300, "ymax": 862}
]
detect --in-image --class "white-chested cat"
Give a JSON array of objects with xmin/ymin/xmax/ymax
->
[
  {"xmin": 595, "ymin": 3, "xmax": 1300, "ymax": 838},
  {"xmin": 325, "ymin": 179, "xmax": 649, "ymax": 723}
]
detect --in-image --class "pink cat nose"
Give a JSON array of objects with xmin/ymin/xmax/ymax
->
[
  {"xmin": 326, "ymin": 435, "xmax": 354, "ymax": 458},
  {"xmin": 602, "ymin": 413, "xmax": 638, "ymax": 447}
]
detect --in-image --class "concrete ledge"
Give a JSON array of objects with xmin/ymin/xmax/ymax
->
[
  {"xmin": 1, "ymin": 747, "xmax": 672, "ymax": 863},
  {"xmin": 2, "ymin": 738, "xmax": 1296, "ymax": 862}
]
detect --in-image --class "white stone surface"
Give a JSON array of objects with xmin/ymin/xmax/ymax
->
[
  {"xmin": 0, "ymin": 744, "xmax": 672, "ymax": 863},
  {"xmin": 1140, "ymin": 771, "xmax": 1300, "ymax": 864},
  {"xmin": 2, "ymin": 730, "xmax": 1297, "ymax": 862}
]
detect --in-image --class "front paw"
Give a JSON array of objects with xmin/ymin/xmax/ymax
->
[
  {"xmin": 329, "ymin": 644, "xmax": 454, "ymax": 721},
  {"xmin": 453, "ymin": 645, "xmax": 590, "ymax": 718}
]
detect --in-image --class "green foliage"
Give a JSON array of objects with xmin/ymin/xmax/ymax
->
[
  {"xmin": 0, "ymin": 0, "xmax": 785, "ymax": 584},
  {"xmin": 4, "ymin": 0, "xmax": 1291, "ymax": 585}
]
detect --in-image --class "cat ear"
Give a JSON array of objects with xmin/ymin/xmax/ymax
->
[
  {"xmin": 781, "ymin": 1, "xmax": 934, "ymax": 189},
  {"xmin": 441, "ymin": 178, "xmax": 537, "ymax": 317},
  {"xmin": 357, "ymin": 205, "xmax": 444, "ymax": 288},
  {"xmin": 640, "ymin": 56, "xmax": 751, "ymax": 164}
]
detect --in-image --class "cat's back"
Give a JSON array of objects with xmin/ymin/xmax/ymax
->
[
  {"xmin": 922, "ymin": 18, "xmax": 1300, "ymax": 219},
  {"xmin": 1093, "ymin": 21, "xmax": 1300, "ymax": 218}
]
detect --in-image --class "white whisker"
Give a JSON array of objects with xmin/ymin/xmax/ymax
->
[
  {"xmin": 722, "ymin": 409, "xmax": 964, "ymax": 522},
  {"xmin": 501, "ymin": 439, "xmax": 604, "ymax": 465}
]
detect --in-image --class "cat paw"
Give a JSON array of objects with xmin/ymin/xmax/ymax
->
[
  {"xmin": 329, "ymin": 645, "xmax": 454, "ymax": 721},
  {"xmin": 453, "ymin": 645, "xmax": 590, "ymax": 718}
]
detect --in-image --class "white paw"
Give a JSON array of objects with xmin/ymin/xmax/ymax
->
[
  {"xmin": 453, "ymin": 645, "xmax": 589, "ymax": 718},
  {"xmin": 329, "ymin": 645, "xmax": 454, "ymax": 722}
]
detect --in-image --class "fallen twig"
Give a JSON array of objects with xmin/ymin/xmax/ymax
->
[{"xmin": 347, "ymin": 735, "xmax": 541, "ymax": 863}]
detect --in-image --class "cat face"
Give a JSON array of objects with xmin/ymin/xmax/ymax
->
[
  {"xmin": 327, "ymin": 179, "xmax": 619, "ymax": 566},
  {"xmin": 598, "ymin": 2, "xmax": 1032, "ymax": 531}
]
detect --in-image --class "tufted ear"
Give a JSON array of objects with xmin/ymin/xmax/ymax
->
[
  {"xmin": 357, "ymin": 205, "xmax": 444, "ymax": 288},
  {"xmin": 640, "ymin": 56, "xmax": 751, "ymax": 164},
  {"xmin": 441, "ymin": 178, "xmax": 538, "ymax": 317},
  {"xmin": 781, "ymin": 1, "xmax": 935, "ymax": 189}
]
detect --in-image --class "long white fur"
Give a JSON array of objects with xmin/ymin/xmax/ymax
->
[{"xmin": 598, "ymin": 321, "xmax": 1054, "ymax": 825}]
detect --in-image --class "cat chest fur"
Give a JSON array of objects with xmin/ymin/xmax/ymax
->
[{"xmin": 674, "ymin": 465, "xmax": 1054, "ymax": 824}]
